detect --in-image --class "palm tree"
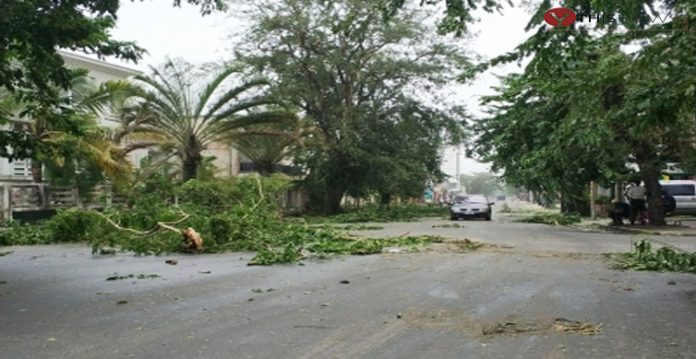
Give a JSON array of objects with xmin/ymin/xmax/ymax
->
[
  {"xmin": 231, "ymin": 118, "xmax": 315, "ymax": 176},
  {"xmin": 116, "ymin": 59, "xmax": 296, "ymax": 181},
  {"xmin": 1, "ymin": 69, "xmax": 134, "ymax": 185}
]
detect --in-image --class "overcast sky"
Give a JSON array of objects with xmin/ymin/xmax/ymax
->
[{"xmin": 109, "ymin": 1, "xmax": 535, "ymax": 179}]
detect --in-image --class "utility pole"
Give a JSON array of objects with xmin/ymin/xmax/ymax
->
[
  {"xmin": 590, "ymin": 181, "xmax": 596, "ymax": 219},
  {"xmin": 455, "ymin": 147, "xmax": 462, "ymax": 193}
]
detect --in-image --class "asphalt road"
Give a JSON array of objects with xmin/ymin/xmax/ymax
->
[{"xmin": 1, "ymin": 219, "xmax": 695, "ymax": 359}]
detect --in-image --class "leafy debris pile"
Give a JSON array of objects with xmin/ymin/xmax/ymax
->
[
  {"xmin": 250, "ymin": 234, "xmax": 446, "ymax": 265},
  {"xmin": 517, "ymin": 213, "xmax": 581, "ymax": 226},
  {"xmin": 611, "ymin": 240, "xmax": 696, "ymax": 273}
]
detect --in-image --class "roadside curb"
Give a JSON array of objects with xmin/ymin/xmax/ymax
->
[{"xmin": 594, "ymin": 225, "xmax": 696, "ymax": 237}]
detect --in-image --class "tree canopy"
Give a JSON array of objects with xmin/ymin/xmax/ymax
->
[
  {"xmin": 113, "ymin": 59, "xmax": 296, "ymax": 181},
  {"xmin": 238, "ymin": 0, "xmax": 468, "ymax": 213},
  {"xmin": 0, "ymin": 0, "xmax": 226, "ymax": 158},
  {"xmin": 474, "ymin": 0, "xmax": 696, "ymax": 223}
]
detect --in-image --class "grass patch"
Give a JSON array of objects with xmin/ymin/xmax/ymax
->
[
  {"xmin": 0, "ymin": 250, "xmax": 13, "ymax": 256},
  {"xmin": 517, "ymin": 213, "xmax": 581, "ymax": 226},
  {"xmin": 611, "ymin": 240, "xmax": 696, "ymax": 273}
]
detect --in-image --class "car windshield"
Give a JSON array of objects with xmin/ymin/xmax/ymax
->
[{"xmin": 455, "ymin": 195, "xmax": 487, "ymax": 204}]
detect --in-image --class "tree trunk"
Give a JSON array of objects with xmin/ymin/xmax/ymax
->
[
  {"xmin": 182, "ymin": 153, "xmax": 202, "ymax": 181},
  {"xmin": 255, "ymin": 161, "xmax": 275, "ymax": 176},
  {"xmin": 380, "ymin": 193, "xmax": 392, "ymax": 210},
  {"xmin": 560, "ymin": 191, "xmax": 590, "ymax": 216},
  {"xmin": 634, "ymin": 142, "xmax": 665, "ymax": 226},
  {"xmin": 641, "ymin": 165, "xmax": 665, "ymax": 226},
  {"xmin": 324, "ymin": 185, "xmax": 345, "ymax": 215}
]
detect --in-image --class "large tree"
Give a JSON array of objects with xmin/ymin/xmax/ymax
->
[
  {"xmin": 116, "ymin": 59, "xmax": 296, "ymax": 181},
  {"xmin": 238, "ymin": 0, "xmax": 468, "ymax": 214},
  {"xmin": 476, "ymin": 1, "xmax": 696, "ymax": 224}
]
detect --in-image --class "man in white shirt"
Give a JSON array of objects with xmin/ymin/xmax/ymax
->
[{"xmin": 626, "ymin": 180, "xmax": 647, "ymax": 225}]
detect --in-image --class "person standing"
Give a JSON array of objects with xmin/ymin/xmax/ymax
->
[{"xmin": 626, "ymin": 180, "xmax": 647, "ymax": 225}]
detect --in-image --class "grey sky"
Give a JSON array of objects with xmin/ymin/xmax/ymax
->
[{"xmin": 111, "ymin": 1, "xmax": 535, "ymax": 178}]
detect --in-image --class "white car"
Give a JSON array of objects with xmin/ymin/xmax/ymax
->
[
  {"xmin": 450, "ymin": 194, "xmax": 493, "ymax": 221},
  {"xmin": 660, "ymin": 180, "xmax": 696, "ymax": 212}
]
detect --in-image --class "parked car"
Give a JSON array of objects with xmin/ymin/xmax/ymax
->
[
  {"xmin": 660, "ymin": 180, "xmax": 696, "ymax": 213},
  {"xmin": 450, "ymin": 194, "xmax": 493, "ymax": 221}
]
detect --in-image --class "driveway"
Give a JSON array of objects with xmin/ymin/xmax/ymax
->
[{"xmin": 1, "ymin": 220, "xmax": 695, "ymax": 358}]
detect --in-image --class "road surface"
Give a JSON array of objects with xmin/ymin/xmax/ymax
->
[{"xmin": 1, "ymin": 218, "xmax": 695, "ymax": 358}]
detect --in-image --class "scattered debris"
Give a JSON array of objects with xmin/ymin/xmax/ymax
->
[
  {"xmin": 165, "ymin": 259, "xmax": 178, "ymax": 265},
  {"xmin": 98, "ymin": 249, "xmax": 116, "ymax": 255},
  {"xmin": 251, "ymin": 288, "xmax": 264, "ymax": 293},
  {"xmin": 329, "ymin": 224, "xmax": 385, "ymax": 231},
  {"xmin": 482, "ymin": 318, "xmax": 603, "ymax": 336},
  {"xmin": 248, "ymin": 298, "xmax": 254, "ymax": 302},
  {"xmin": 482, "ymin": 321, "xmax": 542, "ymax": 335},
  {"xmin": 339, "ymin": 280, "xmax": 350, "ymax": 284},
  {"xmin": 432, "ymin": 223, "xmax": 463, "ymax": 229},
  {"xmin": 0, "ymin": 280, "xmax": 6, "ymax": 285},
  {"xmin": 47, "ymin": 337, "xmax": 57, "ymax": 342},
  {"xmin": 552, "ymin": 318, "xmax": 603, "ymax": 335},
  {"xmin": 198, "ymin": 270, "xmax": 211, "ymax": 274},
  {"xmin": 611, "ymin": 240, "xmax": 696, "ymax": 273},
  {"xmin": 396, "ymin": 313, "xmax": 403, "ymax": 319},
  {"xmin": 0, "ymin": 250, "xmax": 14, "ymax": 256},
  {"xmin": 320, "ymin": 303, "xmax": 331, "ymax": 307},
  {"xmin": 116, "ymin": 300, "xmax": 128, "ymax": 305},
  {"xmin": 106, "ymin": 274, "xmax": 160, "ymax": 281},
  {"xmin": 668, "ymin": 281, "xmax": 677, "ymax": 285}
]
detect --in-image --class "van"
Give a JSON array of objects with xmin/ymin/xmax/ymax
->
[{"xmin": 660, "ymin": 180, "xmax": 696, "ymax": 212}]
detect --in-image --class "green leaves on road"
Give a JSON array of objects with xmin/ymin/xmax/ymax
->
[{"xmin": 612, "ymin": 240, "xmax": 696, "ymax": 273}]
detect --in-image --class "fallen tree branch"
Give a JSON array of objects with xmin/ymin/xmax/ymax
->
[
  {"xmin": 242, "ymin": 175, "xmax": 265, "ymax": 220},
  {"xmin": 95, "ymin": 211, "xmax": 203, "ymax": 252}
]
